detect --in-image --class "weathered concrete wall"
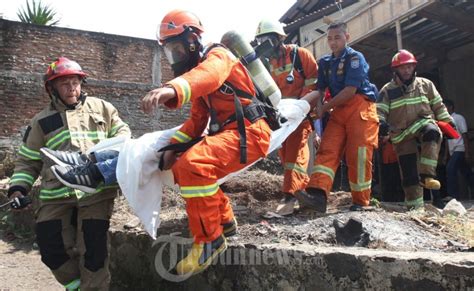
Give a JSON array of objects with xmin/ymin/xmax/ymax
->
[
  {"xmin": 109, "ymin": 229, "xmax": 474, "ymax": 290},
  {"xmin": 0, "ymin": 19, "xmax": 186, "ymax": 139},
  {"xmin": 0, "ymin": 19, "xmax": 189, "ymax": 176}
]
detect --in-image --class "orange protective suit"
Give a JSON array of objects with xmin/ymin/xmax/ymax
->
[
  {"xmin": 267, "ymin": 45, "xmax": 318, "ymax": 194},
  {"xmin": 165, "ymin": 46, "xmax": 271, "ymax": 243},
  {"xmin": 307, "ymin": 94, "xmax": 378, "ymax": 206}
]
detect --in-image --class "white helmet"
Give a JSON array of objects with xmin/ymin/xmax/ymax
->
[{"xmin": 255, "ymin": 19, "xmax": 286, "ymax": 37}]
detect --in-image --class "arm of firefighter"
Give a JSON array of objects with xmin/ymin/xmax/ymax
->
[
  {"xmin": 321, "ymin": 86, "xmax": 357, "ymax": 113},
  {"xmin": 170, "ymin": 97, "xmax": 210, "ymax": 144},
  {"xmin": 106, "ymin": 102, "xmax": 131, "ymax": 138},
  {"xmin": 299, "ymin": 47, "xmax": 318, "ymax": 96},
  {"xmin": 376, "ymin": 88, "xmax": 390, "ymax": 129},
  {"xmin": 8, "ymin": 122, "xmax": 44, "ymax": 197},
  {"xmin": 165, "ymin": 47, "xmax": 235, "ymax": 109},
  {"xmin": 427, "ymin": 82, "xmax": 452, "ymax": 123},
  {"xmin": 301, "ymin": 90, "xmax": 323, "ymax": 110}
]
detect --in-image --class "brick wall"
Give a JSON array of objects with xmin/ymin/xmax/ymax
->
[{"xmin": 0, "ymin": 19, "xmax": 188, "ymax": 141}]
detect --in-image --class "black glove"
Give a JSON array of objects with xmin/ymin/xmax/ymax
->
[
  {"xmin": 379, "ymin": 120, "xmax": 389, "ymax": 137},
  {"xmin": 10, "ymin": 195, "xmax": 32, "ymax": 210}
]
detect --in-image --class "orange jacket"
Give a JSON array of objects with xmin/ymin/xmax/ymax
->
[
  {"xmin": 165, "ymin": 46, "xmax": 256, "ymax": 144},
  {"xmin": 267, "ymin": 45, "xmax": 318, "ymax": 98}
]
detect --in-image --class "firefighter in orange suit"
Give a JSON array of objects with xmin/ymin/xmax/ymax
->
[
  {"xmin": 255, "ymin": 19, "xmax": 318, "ymax": 215},
  {"xmin": 297, "ymin": 21, "xmax": 379, "ymax": 212},
  {"xmin": 141, "ymin": 10, "xmax": 272, "ymax": 276}
]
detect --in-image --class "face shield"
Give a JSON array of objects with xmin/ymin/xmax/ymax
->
[
  {"xmin": 163, "ymin": 39, "xmax": 190, "ymax": 65},
  {"xmin": 256, "ymin": 34, "xmax": 274, "ymax": 46}
]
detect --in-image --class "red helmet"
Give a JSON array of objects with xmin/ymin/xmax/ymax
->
[
  {"xmin": 158, "ymin": 9, "xmax": 204, "ymax": 43},
  {"xmin": 391, "ymin": 49, "xmax": 417, "ymax": 68},
  {"xmin": 44, "ymin": 57, "xmax": 88, "ymax": 84}
]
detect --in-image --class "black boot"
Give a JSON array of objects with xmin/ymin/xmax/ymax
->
[{"xmin": 294, "ymin": 187, "xmax": 327, "ymax": 213}]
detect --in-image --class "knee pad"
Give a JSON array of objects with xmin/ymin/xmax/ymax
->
[
  {"xmin": 398, "ymin": 153, "xmax": 419, "ymax": 187},
  {"xmin": 82, "ymin": 219, "xmax": 109, "ymax": 272},
  {"xmin": 36, "ymin": 220, "xmax": 70, "ymax": 270},
  {"xmin": 421, "ymin": 124, "xmax": 440, "ymax": 142}
]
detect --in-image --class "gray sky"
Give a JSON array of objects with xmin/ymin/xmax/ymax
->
[{"xmin": 1, "ymin": 0, "xmax": 296, "ymax": 42}]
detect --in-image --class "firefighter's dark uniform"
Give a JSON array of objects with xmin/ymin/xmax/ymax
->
[
  {"xmin": 377, "ymin": 77, "xmax": 452, "ymax": 208},
  {"xmin": 8, "ymin": 93, "xmax": 130, "ymax": 290}
]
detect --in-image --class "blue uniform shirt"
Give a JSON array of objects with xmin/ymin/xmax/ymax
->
[{"xmin": 317, "ymin": 46, "xmax": 377, "ymax": 101}]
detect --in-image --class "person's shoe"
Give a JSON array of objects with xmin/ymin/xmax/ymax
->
[
  {"xmin": 50, "ymin": 163, "xmax": 103, "ymax": 193},
  {"xmin": 222, "ymin": 217, "xmax": 238, "ymax": 238},
  {"xmin": 294, "ymin": 187, "xmax": 327, "ymax": 213},
  {"xmin": 176, "ymin": 234, "xmax": 227, "ymax": 276},
  {"xmin": 41, "ymin": 148, "xmax": 90, "ymax": 167},
  {"xmin": 421, "ymin": 177, "xmax": 441, "ymax": 190},
  {"xmin": 275, "ymin": 194, "xmax": 298, "ymax": 216}
]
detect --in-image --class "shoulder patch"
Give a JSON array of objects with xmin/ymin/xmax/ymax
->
[
  {"xmin": 38, "ymin": 112, "xmax": 64, "ymax": 135},
  {"xmin": 350, "ymin": 56, "xmax": 360, "ymax": 69},
  {"xmin": 22, "ymin": 126, "xmax": 31, "ymax": 143}
]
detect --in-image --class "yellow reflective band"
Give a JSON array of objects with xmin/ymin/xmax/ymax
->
[
  {"xmin": 39, "ymin": 184, "xmax": 116, "ymax": 200},
  {"xmin": 71, "ymin": 131, "xmax": 107, "ymax": 140},
  {"xmin": 420, "ymin": 157, "xmax": 437, "ymax": 167},
  {"xmin": 284, "ymin": 163, "xmax": 308, "ymax": 175},
  {"xmin": 436, "ymin": 111, "xmax": 450, "ymax": 121},
  {"xmin": 180, "ymin": 183, "xmax": 219, "ymax": 198},
  {"xmin": 405, "ymin": 196, "xmax": 424, "ymax": 207},
  {"xmin": 39, "ymin": 187, "xmax": 76, "ymax": 200},
  {"xmin": 64, "ymin": 278, "xmax": 80, "ymax": 290},
  {"xmin": 18, "ymin": 145, "xmax": 41, "ymax": 160},
  {"xmin": 350, "ymin": 180, "xmax": 372, "ymax": 192},
  {"xmin": 304, "ymin": 78, "xmax": 317, "ymax": 87},
  {"xmin": 357, "ymin": 146, "xmax": 367, "ymax": 185},
  {"xmin": 46, "ymin": 130, "xmax": 71, "ymax": 149},
  {"xmin": 390, "ymin": 96, "xmax": 429, "ymax": 109},
  {"xmin": 311, "ymin": 165, "xmax": 335, "ymax": 180},
  {"xmin": 46, "ymin": 130, "xmax": 107, "ymax": 149},
  {"xmin": 11, "ymin": 172, "xmax": 35, "ymax": 185},
  {"xmin": 173, "ymin": 77, "xmax": 191, "ymax": 106},
  {"xmin": 430, "ymin": 94, "xmax": 442, "ymax": 105},
  {"xmin": 377, "ymin": 103, "xmax": 389, "ymax": 113},
  {"xmin": 172, "ymin": 130, "xmax": 193, "ymax": 143},
  {"xmin": 270, "ymin": 64, "xmax": 292, "ymax": 76},
  {"xmin": 108, "ymin": 123, "xmax": 126, "ymax": 137},
  {"xmin": 391, "ymin": 119, "xmax": 431, "ymax": 144}
]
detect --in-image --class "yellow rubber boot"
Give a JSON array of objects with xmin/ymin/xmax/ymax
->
[
  {"xmin": 176, "ymin": 235, "xmax": 227, "ymax": 276},
  {"xmin": 422, "ymin": 177, "xmax": 441, "ymax": 190}
]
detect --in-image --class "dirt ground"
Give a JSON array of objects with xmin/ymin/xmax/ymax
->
[{"xmin": 0, "ymin": 166, "xmax": 473, "ymax": 290}]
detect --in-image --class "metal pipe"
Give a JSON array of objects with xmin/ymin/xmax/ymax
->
[{"xmin": 396, "ymin": 20, "xmax": 403, "ymax": 50}]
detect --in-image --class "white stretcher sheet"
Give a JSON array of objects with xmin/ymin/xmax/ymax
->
[{"xmin": 88, "ymin": 99, "xmax": 310, "ymax": 238}]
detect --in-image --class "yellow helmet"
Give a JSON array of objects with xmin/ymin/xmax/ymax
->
[{"xmin": 255, "ymin": 19, "xmax": 286, "ymax": 37}]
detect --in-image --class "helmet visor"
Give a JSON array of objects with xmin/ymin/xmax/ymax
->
[{"xmin": 163, "ymin": 40, "xmax": 189, "ymax": 65}]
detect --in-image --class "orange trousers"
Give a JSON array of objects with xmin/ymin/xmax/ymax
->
[
  {"xmin": 307, "ymin": 94, "xmax": 378, "ymax": 206},
  {"xmin": 279, "ymin": 119, "xmax": 312, "ymax": 194},
  {"xmin": 172, "ymin": 119, "xmax": 271, "ymax": 243}
]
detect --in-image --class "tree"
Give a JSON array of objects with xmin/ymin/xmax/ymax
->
[{"xmin": 17, "ymin": 0, "xmax": 60, "ymax": 26}]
